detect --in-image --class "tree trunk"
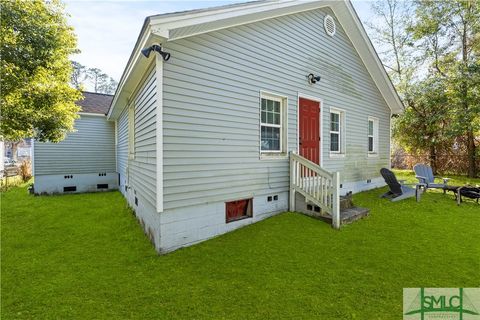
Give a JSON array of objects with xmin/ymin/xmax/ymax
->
[
  {"xmin": 11, "ymin": 142, "xmax": 19, "ymax": 161},
  {"xmin": 429, "ymin": 145, "xmax": 437, "ymax": 175},
  {"xmin": 466, "ymin": 130, "xmax": 477, "ymax": 178}
]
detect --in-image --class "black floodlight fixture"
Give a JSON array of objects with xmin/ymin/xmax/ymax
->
[
  {"xmin": 307, "ymin": 73, "xmax": 321, "ymax": 84},
  {"xmin": 141, "ymin": 44, "xmax": 171, "ymax": 61}
]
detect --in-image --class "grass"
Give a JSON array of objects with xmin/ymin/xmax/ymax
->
[{"xmin": 1, "ymin": 172, "xmax": 479, "ymax": 319}]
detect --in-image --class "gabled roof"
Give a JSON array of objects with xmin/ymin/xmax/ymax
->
[
  {"xmin": 77, "ymin": 92, "xmax": 113, "ymax": 115},
  {"xmin": 108, "ymin": 0, "xmax": 403, "ymax": 119}
]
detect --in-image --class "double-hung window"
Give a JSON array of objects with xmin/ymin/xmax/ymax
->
[
  {"xmin": 329, "ymin": 107, "xmax": 345, "ymax": 156},
  {"xmin": 260, "ymin": 93, "xmax": 285, "ymax": 154},
  {"xmin": 368, "ymin": 117, "xmax": 379, "ymax": 155},
  {"xmin": 330, "ymin": 112, "xmax": 341, "ymax": 153}
]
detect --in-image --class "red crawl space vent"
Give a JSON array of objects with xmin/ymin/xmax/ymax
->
[{"xmin": 225, "ymin": 198, "xmax": 253, "ymax": 223}]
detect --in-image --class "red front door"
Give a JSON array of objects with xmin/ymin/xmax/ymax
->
[{"xmin": 299, "ymin": 98, "xmax": 321, "ymax": 165}]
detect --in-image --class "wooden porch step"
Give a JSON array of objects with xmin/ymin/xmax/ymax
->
[{"xmin": 316, "ymin": 206, "xmax": 370, "ymax": 225}]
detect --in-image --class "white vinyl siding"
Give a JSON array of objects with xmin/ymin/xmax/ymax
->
[
  {"xmin": 128, "ymin": 67, "xmax": 157, "ymax": 208},
  {"xmin": 34, "ymin": 115, "xmax": 115, "ymax": 175},
  {"xmin": 128, "ymin": 104, "xmax": 135, "ymax": 160},
  {"xmin": 161, "ymin": 7, "xmax": 391, "ymax": 209},
  {"xmin": 117, "ymin": 106, "xmax": 129, "ymax": 191}
]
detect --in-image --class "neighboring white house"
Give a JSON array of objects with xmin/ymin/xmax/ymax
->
[
  {"xmin": 34, "ymin": 0, "xmax": 403, "ymax": 253},
  {"xmin": 33, "ymin": 92, "xmax": 117, "ymax": 194}
]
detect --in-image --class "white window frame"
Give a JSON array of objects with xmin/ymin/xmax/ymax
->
[
  {"xmin": 367, "ymin": 116, "xmax": 379, "ymax": 157},
  {"xmin": 128, "ymin": 103, "xmax": 135, "ymax": 160},
  {"xmin": 329, "ymin": 107, "xmax": 346, "ymax": 158},
  {"xmin": 259, "ymin": 91, "xmax": 288, "ymax": 159}
]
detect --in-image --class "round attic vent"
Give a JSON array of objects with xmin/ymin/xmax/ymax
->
[{"xmin": 324, "ymin": 15, "xmax": 336, "ymax": 37}]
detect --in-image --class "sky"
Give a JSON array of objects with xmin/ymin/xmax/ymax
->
[{"xmin": 64, "ymin": 0, "xmax": 374, "ymax": 84}]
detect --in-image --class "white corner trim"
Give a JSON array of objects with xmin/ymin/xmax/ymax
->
[{"xmin": 155, "ymin": 53, "xmax": 164, "ymax": 213}]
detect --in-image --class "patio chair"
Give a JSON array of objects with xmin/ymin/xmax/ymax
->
[
  {"xmin": 380, "ymin": 168, "xmax": 424, "ymax": 202},
  {"xmin": 413, "ymin": 164, "xmax": 450, "ymax": 193}
]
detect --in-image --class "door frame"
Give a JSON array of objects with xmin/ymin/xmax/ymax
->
[{"xmin": 297, "ymin": 93, "xmax": 324, "ymax": 167}]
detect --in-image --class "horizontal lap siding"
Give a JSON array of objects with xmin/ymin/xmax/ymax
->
[
  {"xmin": 117, "ymin": 106, "xmax": 128, "ymax": 185},
  {"xmin": 130, "ymin": 68, "xmax": 157, "ymax": 208},
  {"xmin": 162, "ymin": 8, "xmax": 390, "ymax": 209},
  {"xmin": 34, "ymin": 115, "xmax": 115, "ymax": 175}
]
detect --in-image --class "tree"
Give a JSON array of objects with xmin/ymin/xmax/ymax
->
[
  {"xmin": 411, "ymin": 0, "xmax": 480, "ymax": 177},
  {"xmin": 99, "ymin": 77, "xmax": 118, "ymax": 95},
  {"xmin": 1, "ymin": 0, "xmax": 81, "ymax": 142},
  {"xmin": 85, "ymin": 67, "xmax": 118, "ymax": 94},
  {"xmin": 86, "ymin": 68, "xmax": 106, "ymax": 93},
  {"xmin": 366, "ymin": 0, "xmax": 417, "ymax": 97},
  {"xmin": 71, "ymin": 61, "xmax": 87, "ymax": 89},
  {"xmin": 393, "ymin": 77, "xmax": 450, "ymax": 174}
]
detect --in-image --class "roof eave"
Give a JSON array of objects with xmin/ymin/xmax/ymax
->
[
  {"xmin": 109, "ymin": 0, "xmax": 404, "ymax": 118},
  {"xmin": 107, "ymin": 20, "xmax": 167, "ymax": 120}
]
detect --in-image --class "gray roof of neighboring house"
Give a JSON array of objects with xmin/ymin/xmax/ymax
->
[{"xmin": 77, "ymin": 92, "xmax": 113, "ymax": 115}]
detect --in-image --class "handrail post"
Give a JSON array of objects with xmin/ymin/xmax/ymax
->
[
  {"xmin": 332, "ymin": 171, "xmax": 340, "ymax": 229},
  {"xmin": 289, "ymin": 151, "xmax": 296, "ymax": 211}
]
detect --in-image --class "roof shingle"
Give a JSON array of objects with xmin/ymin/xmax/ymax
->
[{"xmin": 77, "ymin": 92, "xmax": 113, "ymax": 115}]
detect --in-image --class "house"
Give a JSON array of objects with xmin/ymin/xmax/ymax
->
[
  {"xmin": 34, "ymin": 0, "xmax": 403, "ymax": 253},
  {"xmin": 33, "ymin": 92, "xmax": 117, "ymax": 194}
]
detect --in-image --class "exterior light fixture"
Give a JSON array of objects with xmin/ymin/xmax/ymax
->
[
  {"xmin": 141, "ymin": 44, "xmax": 171, "ymax": 61},
  {"xmin": 307, "ymin": 73, "xmax": 321, "ymax": 84}
]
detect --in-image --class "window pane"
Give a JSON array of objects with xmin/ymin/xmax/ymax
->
[
  {"xmin": 368, "ymin": 120, "xmax": 374, "ymax": 135},
  {"xmin": 267, "ymin": 112, "xmax": 273, "ymax": 124},
  {"xmin": 330, "ymin": 133, "xmax": 339, "ymax": 152},
  {"xmin": 273, "ymin": 113, "xmax": 280, "ymax": 125},
  {"xmin": 261, "ymin": 111, "xmax": 266, "ymax": 123},
  {"xmin": 330, "ymin": 113, "xmax": 339, "ymax": 132},
  {"xmin": 261, "ymin": 98, "xmax": 267, "ymax": 111},
  {"xmin": 368, "ymin": 137, "xmax": 374, "ymax": 152},
  {"xmin": 261, "ymin": 126, "xmax": 280, "ymax": 151},
  {"xmin": 274, "ymin": 101, "xmax": 280, "ymax": 113},
  {"xmin": 267, "ymin": 99, "xmax": 273, "ymax": 112}
]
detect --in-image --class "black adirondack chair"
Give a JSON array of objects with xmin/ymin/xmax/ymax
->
[{"xmin": 380, "ymin": 168, "xmax": 423, "ymax": 202}]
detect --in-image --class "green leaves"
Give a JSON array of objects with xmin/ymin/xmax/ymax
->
[
  {"xmin": 382, "ymin": 0, "xmax": 480, "ymax": 176},
  {"xmin": 0, "ymin": 0, "xmax": 81, "ymax": 142}
]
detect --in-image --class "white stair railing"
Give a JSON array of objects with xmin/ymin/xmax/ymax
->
[{"xmin": 289, "ymin": 151, "xmax": 340, "ymax": 229}]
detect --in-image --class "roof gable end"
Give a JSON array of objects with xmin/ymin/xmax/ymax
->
[{"xmin": 108, "ymin": 0, "xmax": 403, "ymax": 118}]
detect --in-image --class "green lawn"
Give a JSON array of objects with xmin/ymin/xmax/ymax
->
[{"xmin": 2, "ymin": 173, "xmax": 479, "ymax": 319}]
